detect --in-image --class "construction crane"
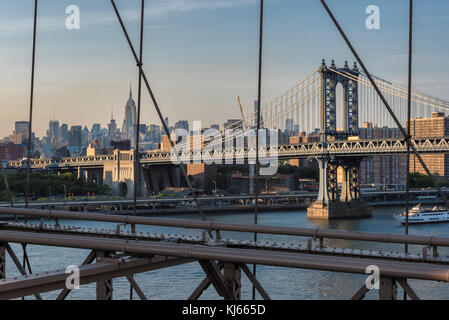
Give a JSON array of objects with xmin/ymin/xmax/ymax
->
[{"xmin": 237, "ymin": 96, "xmax": 247, "ymax": 130}]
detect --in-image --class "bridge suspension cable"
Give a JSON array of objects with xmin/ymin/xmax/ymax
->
[
  {"xmin": 330, "ymin": 68, "xmax": 449, "ymax": 112},
  {"xmin": 328, "ymin": 67, "xmax": 449, "ymax": 128},
  {"xmin": 181, "ymin": 72, "xmax": 321, "ymax": 152}
]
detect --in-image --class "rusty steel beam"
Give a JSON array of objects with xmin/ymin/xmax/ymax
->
[
  {"xmin": 240, "ymin": 263, "xmax": 270, "ymax": 300},
  {"xmin": 56, "ymin": 250, "xmax": 96, "ymax": 300},
  {"xmin": 223, "ymin": 263, "xmax": 241, "ymax": 300},
  {"xmin": 188, "ymin": 262, "xmax": 223, "ymax": 300},
  {"xmin": 0, "ymin": 230, "xmax": 448, "ymax": 283},
  {"xmin": 379, "ymin": 277, "xmax": 397, "ymax": 300},
  {"xmin": 350, "ymin": 284, "xmax": 370, "ymax": 300},
  {"xmin": 0, "ymin": 243, "xmax": 5, "ymax": 280},
  {"xmin": 198, "ymin": 260, "xmax": 234, "ymax": 300},
  {"xmin": 4, "ymin": 244, "xmax": 42, "ymax": 300},
  {"xmin": 126, "ymin": 275, "xmax": 147, "ymax": 300},
  {"xmin": 0, "ymin": 255, "xmax": 191, "ymax": 300},
  {"xmin": 2, "ymin": 207, "xmax": 449, "ymax": 247},
  {"xmin": 397, "ymin": 278, "xmax": 420, "ymax": 300},
  {"xmin": 95, "ymin": 251, "xmax": 114, "ymax": 300}
]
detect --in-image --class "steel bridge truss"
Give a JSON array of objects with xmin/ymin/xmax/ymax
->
[{"xmin": 7, "ymin": 137, "xmax": 449, "ymax": 169}]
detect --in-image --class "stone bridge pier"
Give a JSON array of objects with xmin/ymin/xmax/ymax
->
[
  {"xmin": 142, "ymin": 165, "xmax": 181, "ymax": 195},
  {"xmin": 102, "ymin": 150, "xmax": 181, "ymax": 198},
  {"xmin": 307, "ymin": 156, "xmax": 372, "ymax": 220}
]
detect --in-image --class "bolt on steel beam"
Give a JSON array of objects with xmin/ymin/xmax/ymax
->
[
  {"xmin": 2, "ymin": 207, "xmax": 449, "ymax": 247},
  {"xmin": 1, "ymin": 230, "xmax": 449, "ymax": 283}
]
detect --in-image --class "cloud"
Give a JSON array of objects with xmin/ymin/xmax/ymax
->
[
  {"xmin": 145, "ymin": 0, "xmax": 257, "ymax": 16},
  {"xmin": 0, "ymin": 0, "xmax": 257, "ymax": 35}
]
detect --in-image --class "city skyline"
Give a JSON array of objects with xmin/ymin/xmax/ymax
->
[{"xmin": 2, "ymin": 0, "xmax": 449, "ymax": 138}]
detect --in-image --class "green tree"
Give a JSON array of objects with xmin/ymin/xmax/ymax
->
[
  {"xmin": 409, "ymin": 172, "xmax": 449, "ymax": 189},
  {"xmin": 0, "ymin": 171, "xmax": 110, "ymax": 201}
]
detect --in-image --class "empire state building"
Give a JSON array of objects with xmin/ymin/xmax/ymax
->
[{"xmin": 121, "ymin": 85, "xmax": 137, "ymax": 143}]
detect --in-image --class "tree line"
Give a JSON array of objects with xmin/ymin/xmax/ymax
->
[{"xmin": 0, "ymin": 171, "xmax": 110, "ymax": 201}]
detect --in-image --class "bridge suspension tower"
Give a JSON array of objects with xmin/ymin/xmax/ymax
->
[{"xmin": 307, "ymin": 59, "xmax": 372, "ymax": 220}]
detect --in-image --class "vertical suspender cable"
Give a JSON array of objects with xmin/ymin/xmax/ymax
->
[
  {"xmin": 252, "ymin": 0, "xmax": 264, "ymax": 301},
  {"xmin": 1, "ymin": 165, "xmax": 13, "ymax": 208},
  {"xmin": 25, "ymin": 0, "xmax": 38, "ymax": 209},
  {"xmin": 131, "ymin": 0, "xmax": 145, "ymax": 299},
  {"xmin": 133, "ymin": 0, "xmax": 145, "ymax": 220},
  {"xmin": 403, "ymin": 0, "xmax": 413, "ymax": 300},
  {"xmin": 405, "ymin": 0, "xmax": 413, "ymax": 260}
]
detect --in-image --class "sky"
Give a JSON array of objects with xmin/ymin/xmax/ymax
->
[{"xmin": 1, "ymin": 0, "xmax": 449, "ymax": 138}]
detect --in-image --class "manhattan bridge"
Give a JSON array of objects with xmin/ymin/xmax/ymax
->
[{"xmin": 10, "ymin": 59, "xmax": 449, "ymax": 218}]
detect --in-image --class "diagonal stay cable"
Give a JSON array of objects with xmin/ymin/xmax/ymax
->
[
  {"xmin": 110, "ymin": 0, "xmax": 214, "ymax": 239},
  {"xmin": 319, "ymin": 0, "xmax": 449, "ymax": 211}
]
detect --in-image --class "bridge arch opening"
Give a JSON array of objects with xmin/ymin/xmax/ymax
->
[
  {"xmin": 119, "ymin": 182, "xmax": 128, "ymax": 198},
  {"xmin": 336, "ymin": 82, "xmax": 344, "ymax": 132}
]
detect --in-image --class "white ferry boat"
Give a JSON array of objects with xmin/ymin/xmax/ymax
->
[{"xmin": 394, "ymin": 204, "xmax": 449, "ymax": 224}]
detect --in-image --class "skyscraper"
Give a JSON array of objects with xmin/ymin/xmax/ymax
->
[
  {"xmin": 408, "ymin": 112, "xmax": 449, "ymax": 178},
  {"xmin": 82, "ymin": 126, "xmax": 90, "ymax": 146},
  {"xmin": 358, "ymin": 122, "xmax": 407, "ymax": 186},
  {"xmin": 60, "ymin": 124, "xmax": 68, "ymax": 143},
  {"xmin": 9, "ymin": 121, "xmax": 31, "ymax": 145},
  {"xmin": 49, "ymin": 120, "xmax": 59, "ymax": 140},
  {"xmin": 285, "ymin": 118, "xmax": 294, "ymax": 135},
  {"xmin": 68, "ymin": 125, "xmax": 82, "ymax": 155},
  {"xmin": 15, "ymin": 121, "xmax": 29, "ymax": 134},
  {"xmin": 162, "ymin": 117, "xmax": 169, "ymax": 134},
  {"xmin": 175, "ymin": 120, "xmax": 189, "ymax": 133},
  {"xmin": 121, "ymin": 85, "xmax": 137, "ymax": 141},
  {"xmin": 108, "ymin": 119, "xmax": 117, "ymax": 143},
  {"xmin": 91, "ymin": 123, "xmax": 101, "ymax": 140}
]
